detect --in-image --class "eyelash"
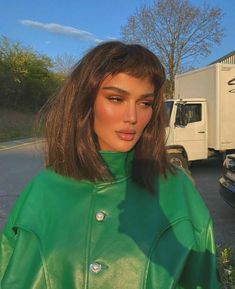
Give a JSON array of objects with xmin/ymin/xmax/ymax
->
[
  {"xmin": 107, "ymin": 96, "xmax": 154, "ymax": 107},
  {"xmin": 141, "ymin": 101, "xmax": 154, "ymax": 107},
  {"xmin": 107, "ymin": 96, "xmax": 122, "ymax": 102}
]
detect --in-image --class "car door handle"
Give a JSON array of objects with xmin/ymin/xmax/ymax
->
[{"xmin": 198, "ymin": 131, "xmax": 205, "ymax": 133}]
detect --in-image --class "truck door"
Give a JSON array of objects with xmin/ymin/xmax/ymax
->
[{"xmin": 174, "ymin": 102, "xmax": 207, "ymax": 161}]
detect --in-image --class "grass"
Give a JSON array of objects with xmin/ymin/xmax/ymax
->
[{"xmin": 0, "ymin": 108, "xmax": 37, "ymax": 142}]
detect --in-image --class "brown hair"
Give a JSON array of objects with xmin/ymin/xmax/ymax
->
[{"xmin": 40, "ymin": 41, "xmax": 172, "ymax": 193}]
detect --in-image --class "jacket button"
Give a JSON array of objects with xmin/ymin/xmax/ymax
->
[
  {"xmin": 95, "ymin": 211, "xmax": 106, "ymax": 222},
  {"xmin": 90, "ymin": 262, "xmax": 102, "ymax": 273}
]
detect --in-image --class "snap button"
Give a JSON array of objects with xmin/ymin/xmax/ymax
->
[
  {"xmin": 90, "ymin": 262, "xmax": 102, "ymax": 273},
  {"xmin": 95, "ymin": 211, "xmax": 106, "ymax": 222}
]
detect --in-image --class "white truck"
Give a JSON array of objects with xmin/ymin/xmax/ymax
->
[{"xmin": 165, "ymin": 63, "xmax": 235, "ymax": 169}]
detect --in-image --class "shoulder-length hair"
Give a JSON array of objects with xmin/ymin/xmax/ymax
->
[{"xmin": 40, "ymin": 41, "xmax": 172, "ymax": 194}]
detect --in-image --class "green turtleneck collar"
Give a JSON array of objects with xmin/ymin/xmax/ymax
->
[{"xmin": 99, "ymin": 150, "xmax": 134, "ymax": 180}]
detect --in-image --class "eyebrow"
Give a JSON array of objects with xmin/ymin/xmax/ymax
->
[{"xmin": 102, "ymin": 86, "xmax": 155, "ymax": 98}]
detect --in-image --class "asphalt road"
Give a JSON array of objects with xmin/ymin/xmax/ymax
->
[
  {"xmin": 0, "ymin": 140, "xmax": 44, "ymax": 229},
  {"xmin": 0, "ymin": 141, "xmax": 234, "ymax": 248},
  {"xmin": 191, "ymin": 158, "xmax": 235, "ymax": 248}
]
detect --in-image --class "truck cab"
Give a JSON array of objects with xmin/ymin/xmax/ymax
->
[
  {"xmin": 165, "ymin": 98, "xmax": 208, "ymax": 168},
  {"xmin": 168, "ymin": 63, "xmax": 235, "ymax": 170}
]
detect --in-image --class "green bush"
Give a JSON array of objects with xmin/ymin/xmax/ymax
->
[
  {"xmin": 0, "ymin": 36, "xmax": 63, "ymax": 112},
  {"xmin": 217, "ymin": 245, "xmax": 235, "ymax": 289}
]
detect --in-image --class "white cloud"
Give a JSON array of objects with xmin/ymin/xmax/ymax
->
[
  {"xmin": 20, "ymin": 19, "xmax": 103, "ymax": 43},
  {"xmin": 107, "ymin": 37, "xmax": 118, "ymax": 40}
]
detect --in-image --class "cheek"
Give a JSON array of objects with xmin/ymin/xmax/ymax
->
[
  {"xmin": 138, "ymin": 110, "xmax": 153, "ymax": 130},
  {"xmin": 94, "ymin": 101, "xmax": 119, "ymax": 126}
]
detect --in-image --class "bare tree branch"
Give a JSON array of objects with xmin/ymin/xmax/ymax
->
[
  {"xmin": 53, "ymin": 53, "xmax": 77, "ymax": 75},
  {"xmin": 121, "ymin": 0, "xmax": 224, "ymax": 97}
]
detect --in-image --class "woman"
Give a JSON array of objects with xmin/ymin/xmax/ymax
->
[{"xmin": 0, "ymin": 41, "xmax": 220, "ymax": 289}]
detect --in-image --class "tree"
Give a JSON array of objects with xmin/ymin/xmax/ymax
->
[
  {"xmin": 53, "ymin": 53, "xmax": 77, "ymax": 75},
  {"xmin": 121, "ymin": 0, "xmax": 224, "ymax": 97},
  {"xmin": 0, "ymin": 36, "xmax": 63, "ymax": 111}
]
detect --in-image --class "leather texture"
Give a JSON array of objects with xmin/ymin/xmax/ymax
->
[{"xmin": 0, "ymin": 151, "xmax": 220, "ymax": 289}]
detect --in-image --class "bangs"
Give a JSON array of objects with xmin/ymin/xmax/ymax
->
[{"xmin": 97, "ymin": 43, "xmax": 166, "ymax": 93}]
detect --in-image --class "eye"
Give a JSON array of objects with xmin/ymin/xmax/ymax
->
[
  {"xmin": 107, "ymin": 96, "xmax": 123, "ymax": 102},
  {"xmin": 140, "ymin": 100, "xmax": 154, "ymax": 108}
]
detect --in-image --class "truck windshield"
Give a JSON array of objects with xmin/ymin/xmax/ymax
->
[{"xmin": 164, "ymin": 101, "xmax": 173, "ymax": 126}]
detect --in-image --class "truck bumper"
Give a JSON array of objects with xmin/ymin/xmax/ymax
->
[{"xmin": 219, "ymin": 177, "xmax": 235, "ymax": 208}]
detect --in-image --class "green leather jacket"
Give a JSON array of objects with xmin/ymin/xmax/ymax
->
[{"xmin": 0, "ymin": 151, "xmax": 220, "ymax": 289}]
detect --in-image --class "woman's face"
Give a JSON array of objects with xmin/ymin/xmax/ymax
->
[{"xmin": 93, "ymin": 73, "xmax": 154, "ymax": 152}]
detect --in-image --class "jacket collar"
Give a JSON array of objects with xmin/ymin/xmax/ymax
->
[{"xmin": 99, "ymin": 150, "xmax": 134, "ymax": 181}]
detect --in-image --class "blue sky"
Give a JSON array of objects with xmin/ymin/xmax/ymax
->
[{"xmin": 1, "ymin": 0, "xmax": 234, "ymax": 68}]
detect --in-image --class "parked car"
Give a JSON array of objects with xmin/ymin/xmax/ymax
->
[{"xmin": 219, "ymin": 154, "xmax": 235, "ymax": 208}]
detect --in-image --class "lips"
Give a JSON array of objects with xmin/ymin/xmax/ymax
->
[{"xmin": 116, "ymin": 130, "xmax": 136, "ymax": 141}]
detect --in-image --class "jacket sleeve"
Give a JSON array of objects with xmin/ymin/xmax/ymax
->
[
  {"xmin": 0, "ymin": 182, "xmax": 47, "ymax": 289},
  {"xmin": 0, "ymin": 228, "xmax": 47, "ymax": 289},
  {"xmin": 0, "ymin": 218, "xmax": 16, "ymax": 284},
  {"xmin": 177, "ymin": 218, "xmax": 221, "ymax": 289},
  {"xmin": 0, "ymin": 186, "xmax": 27, "ymax": 283}
]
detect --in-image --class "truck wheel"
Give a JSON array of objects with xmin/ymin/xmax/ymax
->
[
  {"xmin": 168, "ymin": 153, "xmax": 195, "ymax": 184},
  {"xmin": 168, "ymin": 153, "xmax": 189, "ymax": 171}
]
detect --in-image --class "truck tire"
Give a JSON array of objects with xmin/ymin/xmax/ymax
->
[
  {"xmin": 168, "ymin": 153, "xmax": 195, "ymax": 184},
  {"xmin": 168, "ymin": 153, "xmax": 189, "ymax": 171}
]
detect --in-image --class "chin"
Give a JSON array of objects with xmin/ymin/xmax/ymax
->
[
  {"xmin": 114, "ymin": 142, "xmax": 136, "ymax": 152},
  {"xmin": 99, "ymin": 139, "xmax": 137, "ymax": 152}
]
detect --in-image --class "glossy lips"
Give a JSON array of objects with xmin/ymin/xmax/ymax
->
[{"xmin": 115, "ymin": 130, "xmax": 136, "ymax": 141}]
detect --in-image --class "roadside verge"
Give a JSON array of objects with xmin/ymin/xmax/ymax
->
[{"xmin": 0, "ymin": 138, "xmax": 44, "ymax": 152}]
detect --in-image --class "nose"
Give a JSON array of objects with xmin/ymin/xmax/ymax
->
[{"xmin": 124, "ymin": 102, "xmax": 137, "ymax": 124}]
